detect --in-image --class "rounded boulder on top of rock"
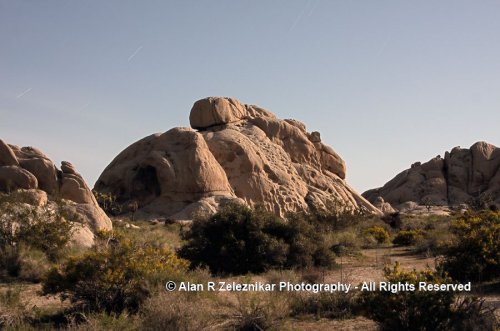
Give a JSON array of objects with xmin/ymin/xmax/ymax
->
[
  {"xmin": 61, "ymin": 160, "xmax": 78, "ymax": 175},
  {"xmin": 189, "ymin": 97, "xmax": 247, "ymax": 130}
]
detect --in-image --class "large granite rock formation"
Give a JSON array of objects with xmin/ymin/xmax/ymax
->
[
  {"xmin": 363, "ymin": 142, "xmax": 500, "ymax": 210},
  {"xmin": 0, "ymin": 139, "xmax": 112, "ymax": 246},
  {"xmin": 95, "ymin": 97, "xmax": 380, "ymax": 220}
]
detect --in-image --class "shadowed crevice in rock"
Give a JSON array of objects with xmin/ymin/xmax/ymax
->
[{"xmin": 130, "ymin": 165, "xmax": 162, "ymax": 206}]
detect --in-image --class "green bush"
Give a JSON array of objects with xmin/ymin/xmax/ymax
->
[
  {"xmin": 42, "ymin": 231, "xmax": 189, "ymax": 313},
  {"xmin": 439, "ymin": 211, "xmax": 499, "ymax": 282},
  {"xmin": 392, "ymin": 229, "xmax": 425, "ymax": 246},
  {"xmin": 0, "ymin": 195, "xmax": 75, "ymax": 281},
  {"xmin": 0, "ymin": 198, "xmax": 74, "ymax": 260},
  {"xmin": 92, "ymin": 191, "xmax": 124, "ymax": 216},
  {"xmin": 330, "ymin": 230, "xmax": 361, "ymax": 256},
  {"xmin": 414, "ymin": 227, "xmax": 453, "ymax": 256},
  {"xmin": 361, "ymin": 262, "xmax": 497, "ymax": 331},
  {"xmin": 0, "ymin": 245, "xmax": 49, "ymax": 282},
  {"xmin": 178, "ymin": 203, "xmax": 335, "ymax": 275},
  {"xmin": 364, "ymin": 226, "xmax": 390, "ymax": 245}
]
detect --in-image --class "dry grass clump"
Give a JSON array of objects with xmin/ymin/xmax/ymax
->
[
  {"xmin": 0, "ymin": 286, "xmax": 30, "ymax": 329},
  {"xmin": 290, "ymin": 291, "xmax": 361, "ymax": 320},
  {"xmin": 140, "ymin": 291, "xmax": 220, "ymax": 331},
  {"xmin": 66, "ymin": 312, "xmax": 141, "ymax": 331},
  {"xmin": 141, "ymin": 289, "xmax": 293, "ymax": 331},
  {"xmin": 223, "ymin": 292, "xmax": 291, "ymax": 331}
]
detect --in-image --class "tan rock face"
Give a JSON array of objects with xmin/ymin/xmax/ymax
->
[
  {"xmin": 95, "ymin": 127, "xmax": 238, "ymax": 219},
  {"xmin": 363, "ymin": 142, "xmax": 500, "ymax": 209},
  {"xmin": 95, "ymin": 97, "xmax": 380, "ymax": 219},
  {"xmin": 0, "ymin": 139, "xmax": 112, "ymax": 245},
  {"xmin": 0, "ymin": 166, "xmax": 38, "ymax": 191},
  {"xmin": 0, "ymin": 139, "xmax": 19, "ymax": 166},
  {"xmin": 189, "ymin": 97, "xmax": 247, "ymax": 130},
  {"xmin": 373, "ymin": 196, "xmax": 396, "ymax": 215}
]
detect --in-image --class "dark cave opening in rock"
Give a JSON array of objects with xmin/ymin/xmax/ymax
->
[{"xmin": 130, "ymin": 165, "xmax": 161, "ymax": 205}]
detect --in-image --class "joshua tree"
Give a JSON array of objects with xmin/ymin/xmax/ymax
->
[{"xmin": 420, "ymin": 197, "xmax": 433, "ymax": 212}]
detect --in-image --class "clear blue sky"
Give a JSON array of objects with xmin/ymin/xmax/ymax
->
[{"xmin": 1, "ymin": 0, "xmax": 499, "ymax": 193}]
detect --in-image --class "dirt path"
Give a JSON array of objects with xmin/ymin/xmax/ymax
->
[{"xmin": 325, "ymin": 246, "xmax": 437, "ymax": 284}]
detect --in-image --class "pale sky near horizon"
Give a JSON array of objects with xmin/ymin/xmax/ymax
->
[{"xmin": 1, "ymin": 0, "xmax": 499, "ymax": 193}]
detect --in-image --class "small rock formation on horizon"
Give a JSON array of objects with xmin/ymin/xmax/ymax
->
[
  {"xmin": 0, "ymin": 139, "xmax": 112, "ymax": 246},
  {"xmin": 363, "ymin": 141, "xmax": 500, "ymax": 211},
  {"xmin": 95, "ymin": 97, "xmax": 380, "ymax": 220}
]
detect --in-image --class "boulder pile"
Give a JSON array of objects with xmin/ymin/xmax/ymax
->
[
  {"xmin": 363, "ymin": 142, "xmax": 500, "ymax": 211},
  {"xmin": 95, "ymin": 97, "xmax": 380, "ymax": 220},
  {"xmin": 0, "ymin": 139, "xmax": 112, "ymax": 246}
]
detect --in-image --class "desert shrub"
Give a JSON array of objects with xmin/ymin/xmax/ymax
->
[
  {"xmin": 264, "ymin": 269, "xmax": 300, "ymax": 287},
  {"xmin": 226, "ymin": 292, "xmax": 290, "ymax": 331},
  {"xmin": 272, "ymin": 212, "xmax": 336, "ymax": 269},
  {"xmin": 0, "ymin": 194, "xmax": 74, "ymax": 282},
  {"xmin": 179, "ymin": 203, "xmax": 335, "ymax": 275},
  {"xmin": 414, "ymin": 227, "xmax": 453, "ymax": 256},
  {"xmin": 361, "ymin": 262, "xmax": 497, "ymax": 331},
  {"xmin": 92, "ymin": 191, "xmax": 124, "ymax": 216},
  {"xmin": 299, "ymin": 268, "xmax": 326, "ymax": 284},
  {"xmin": 0, "ymin": 246, "xmax": 21, "ymax": 279},
  {"xmin": 290, "ymin": 292, "xmax": 360, "ymax": 319},
  {"xmin": 439, "ymin": 211, "xmax": 499, "ymax": 282},
  {"xmin": 42, "ymin": 231, "xmax": 189, "ymax": 313},
  {"xmin": 363, "ymin": 226, "xmax": 390, "ymax": 245},
  {"xmin": 447, "ymin": 297, "xmax": 498, "ymax": 331},
  {"xmin": 381, "ymin": 212, "xmax": 402, "ymax": 228},
  {"xmin": 0, "ymin": 245, "xmax": 49, "ymax": 282},
  {"xmin": 392, "ymin": 229, "xmax": 425, "ymax": 246},
  {"xmin": 467, "ymin": 192, "xmax": 494, "ymax": 212},
  {"xmin": 0, "ymin": 286, "xmax": 32, "ymax": 329},
  {"xmin": 179, "ymin": 204, "xmax": 287, "ymax": 274},
  {"xmin": 140, "ymin": 291, "xmax": 216, "ymax": 331},
  {"xmin": 330, "ymin": 230, "xmax": 361, "ymax": 256},
  {"xmin": 0, "ymin": 195, "xmax": 74, "ymax": 262},
  {"xmin": 328, "ymin": 217, "xmax": 390, "ymax": 252}
]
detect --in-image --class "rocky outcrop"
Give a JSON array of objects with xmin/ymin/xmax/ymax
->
[
  {"xmin": 95, "ymin": 97, "xmax": 380, "ymax": 220},
  {"xmin": 372, "ymin": 196, "xmax": 396, "ymax": 215},
  {"xmin": 363, "ymin": 142, "xmax": 500, "ymax": 210},
  {"xmin": 0, "ymin": 139, "xmax": 112, "ymax": 246}
]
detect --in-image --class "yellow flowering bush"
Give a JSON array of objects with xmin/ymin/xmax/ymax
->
[
  {"xmin": 392, "ymin": 229, "xmax": 426, "ymax": 246},
  {"xmin": 440, "ymin": 210, "xmax": 499, "ymax": 282},
  {"xmin": 363, "ymin": 226, "xmax": 390, "ymax": 244},
  {"xmin": 42, "ymin": 231, "xmax": 188, "ymax": 313}
]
